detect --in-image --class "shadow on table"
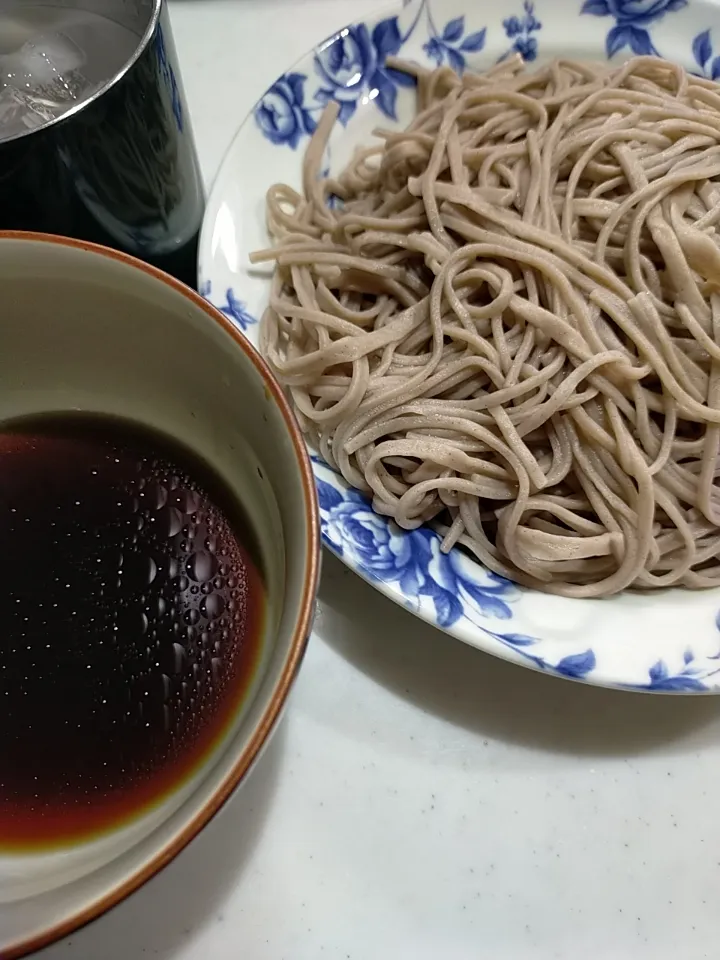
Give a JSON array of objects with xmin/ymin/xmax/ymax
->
[
  {"xmin": 317, "ymin": 552, "xmax": 720, "ymax": 757},
  {"xmin": 40, "ymin": 722, "xmax": 287, "ymax": 960}
]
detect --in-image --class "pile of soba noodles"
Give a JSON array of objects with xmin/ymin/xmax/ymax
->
[{"xmin": 252, "ymin": 55, "xmax": 720, "ymax": 598}]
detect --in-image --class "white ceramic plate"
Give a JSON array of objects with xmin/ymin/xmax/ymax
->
[{"xmin": 199, "ymin": 0, "xmax": 720, "ymax": 692}]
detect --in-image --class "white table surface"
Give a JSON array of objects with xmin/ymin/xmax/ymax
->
[{"xmin": 40, "ymin": 3, "xmax": 720, "ymax": 959}]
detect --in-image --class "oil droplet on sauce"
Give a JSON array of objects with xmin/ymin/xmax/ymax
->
[{"xmin": 0, "ymin": 413, "xmax": 265, "ymax": 851}]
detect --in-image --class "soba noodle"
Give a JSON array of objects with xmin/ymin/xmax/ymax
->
[{"xmin": 252, "ymin": 55, "xmax": 720, "ymax": 598}]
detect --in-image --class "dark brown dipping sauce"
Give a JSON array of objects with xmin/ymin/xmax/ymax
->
[{"xmin": 0, "ymin": 414, "xmax": 265, "ymax": 851}]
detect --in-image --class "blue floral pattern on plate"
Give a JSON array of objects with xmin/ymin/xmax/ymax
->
[
  {"xmin": 639, "ymin": 651, "xmax": 720, "ymax": 691},
  {"xmin": 254, "ymin": 0, "xmax": 495, "ymax": 146},
  {"xmin": 200, "ymin": 279, "xmax": 257, "ymax": 332},
  {"xmin": 502, "ymin": 1, "xmax": 543, "ymax": 61},
  {"xmin": 692, "ymin": 27, "xmax": 720, "ymax": 76},
  {"xmin": 314, "ymin": 457, "xmax": 595, "ymax": 682},
  {"xmin": 255, "ymin": 75, "xmax": 316, "ymax": 149},
  {"xmin": 254, "ymin": 0, "xmax": 720, "ymax": 151},
  {"xmin": 314, "ymin": 18, "xmax": 418, "ymax": 124},
  {"xmin": 314, "ymin": 458, "xmax": 513, "ymax": 629},
  {"xmin": 203, "ymin": 0, "xmax": 720, "ymax": 692},
  {"xmin": 313, "ymin": 455, "xmax": 720, "ymax": 689},
  {"xmin": 580, "ymin": 0, "xmax": 687, "ymax": 57},
  {"xmin": 422, "ymin": 16, "xmax": 487, "ymax": 72}
]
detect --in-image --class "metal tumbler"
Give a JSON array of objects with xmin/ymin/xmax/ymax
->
[{"xmin": 0, "ymin": 0, "xmax": 204, "ymax": 288}]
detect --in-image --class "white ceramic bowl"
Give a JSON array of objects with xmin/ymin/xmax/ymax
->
[{"xmin": 0, "ymin": 232, "xmax": 319, "ymax": 957}]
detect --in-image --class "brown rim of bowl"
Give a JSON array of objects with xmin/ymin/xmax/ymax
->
[{"xmin": 0, "ymin": 230, "xmax": 320, "ymax": 960}]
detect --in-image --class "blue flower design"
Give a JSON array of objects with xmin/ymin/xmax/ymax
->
[
  {"xmin": 315, "ymin": 472, "xmax": 512, "ymax": 628},
  {"xmin": 501, "ymin": 2, "xmax": 542, "ymax": 61},
  {"xmin": 482, "ymin": 628, "xmax": 596, "ymax": 678},
  {"xmin": 637, "ymin": 648, "xmax": 720, "ymax": 691},
  {"xmin": 255, "ymin": 73, "xmax": 317, "ymax": 149},
  {"xmin": 581, "ymin": 0, "xmax": 687, "ymax": 58},
  {"xmin": 253, "ymin": 3, "xmax": 493, "ymax": 148},
  {"xmin": 556, "ymin": 650, "xmax": 597, "ymax": 678},
  {"xmin": 314, "ymin": 461, "xmax": 602, "ymax": 678},
  {"xmin": 692, "ymin": 29, "xmax": 720, "ymax": 79},
  {"xmin": 216, "ymin": 289, "xmax": 257, "ymax": 331},
  {"xmin": 296, "ymin": 456, "xmax": 720, "ymax": 688},
  {"xmin": 314, "ymin": 17, "xmax": 416, "ymax": 125},
  {"xmin": 200, "ymin": 281, "xmax": 257, "ymax": 332},
  {"xmin": 422, "ymin": 16, "xmax": 487, "ymax": 72}
]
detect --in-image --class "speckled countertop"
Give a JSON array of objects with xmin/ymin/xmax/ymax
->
[{"xmin": 40, "ymin": 3, "xmax": 720, "ymax": 958}]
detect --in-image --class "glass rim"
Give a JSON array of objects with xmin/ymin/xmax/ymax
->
[{"xmin": 0, "ymin": 0, "xmax": 163, "ymax": 147}]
